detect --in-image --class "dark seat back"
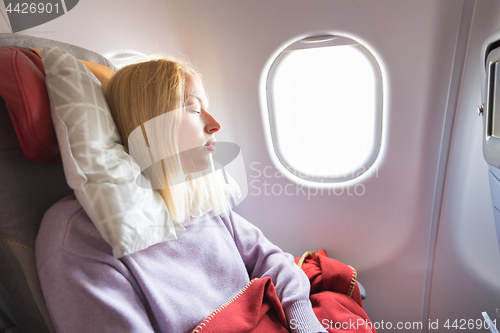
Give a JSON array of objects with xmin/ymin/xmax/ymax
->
[{"xmin": 0, "ymin": 33, "xmax": 115, "ymax": 333}]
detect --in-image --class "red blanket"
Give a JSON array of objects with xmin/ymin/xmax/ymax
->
[
  {"xmin": 297, "ymin": 249, "xmax": 376, "ymax": 333},
  {"xmin": 190, "ymin": 249, "xmax": 376, "ymax": 333}
]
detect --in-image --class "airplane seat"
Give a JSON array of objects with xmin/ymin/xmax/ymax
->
[{"xmin": 0, "ymin": 33, "xmax": 116, "ymax": 333}]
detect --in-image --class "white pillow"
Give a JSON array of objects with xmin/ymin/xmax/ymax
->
[{"xmin": 41, "ymin": 47, "xmax": 185, "ymax": 258}]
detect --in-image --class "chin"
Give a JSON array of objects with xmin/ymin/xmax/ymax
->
[{"xmin": 180, "ymin": 147, "xmax": 212, "ymax": 175}]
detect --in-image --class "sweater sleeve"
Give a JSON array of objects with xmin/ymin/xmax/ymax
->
[
  {"xmin": 36, "ymin": 249, "xmax": 156, "ymax": 333},
  {"xmin": 227, "ymin": 210, "xmax": 328, "ymax": 333},
  {"xmin": 35, "ymin": 195, "xmax": 156, "ymax": 333}
]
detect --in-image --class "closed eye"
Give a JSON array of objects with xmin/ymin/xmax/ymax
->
[{"xmin": 186, "ymin": 107, "xmax": 201, "ymax": 114}]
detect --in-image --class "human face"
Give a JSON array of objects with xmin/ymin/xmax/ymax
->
[{"xmin": 178, "ymin": 72, "xmax": 221, "ymax": 174}]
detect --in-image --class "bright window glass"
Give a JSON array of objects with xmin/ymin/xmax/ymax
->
[{"xmin": 266, "ymin": 35, "xmax": 382, "ymax": 182}]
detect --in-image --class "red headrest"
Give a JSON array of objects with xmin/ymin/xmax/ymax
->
[{"xmin": 0, "ymin": 46, "xmax": 61, "ymax": 163}]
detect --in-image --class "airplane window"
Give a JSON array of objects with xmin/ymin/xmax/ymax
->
[{"xmin": 265, "ymin": 35, "xmax": 383, "ymax": 183}]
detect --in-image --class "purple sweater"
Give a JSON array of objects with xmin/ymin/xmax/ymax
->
[{"xmin": 36, "ymin": 194, "xmax": 327, "ymax": 333}]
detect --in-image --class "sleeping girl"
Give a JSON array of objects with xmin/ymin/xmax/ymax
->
[{"xmin": 36, "ymin": 55, "xmax": 327, "ymax": 333}]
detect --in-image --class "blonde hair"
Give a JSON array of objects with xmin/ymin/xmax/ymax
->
[{"xmin": 106, "ymin": 57, "xmax": 231, "ymax": 223}]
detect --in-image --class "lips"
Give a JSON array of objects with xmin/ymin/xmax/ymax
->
[{"xmin": 204, "ymin": 139, "xmax": 217, "ymax": 151}]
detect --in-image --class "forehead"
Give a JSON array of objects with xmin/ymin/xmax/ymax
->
[{"xmin": 184, "ymin": 72, "xmax": 207, "ymax": 101}]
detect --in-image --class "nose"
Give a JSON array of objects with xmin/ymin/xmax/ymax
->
[{"xmin": 205, "ymin": 112, "xmax": 221, "ymax": 134}]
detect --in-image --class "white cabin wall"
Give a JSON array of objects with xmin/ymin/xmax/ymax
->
[
  {"xmin": 153, "ymin": 1, "xmax": 465, "ymax": 329},
  {"xmin": 2, "ymin": 1, "xmax": 495, "ymax": 331},
  {"xmin": 428, "ymin": 0, "xmax": 500, "ymax": 328},
  {"xmin": 0, "ymin": 0, "xmax": 185, "ymax": 59}
]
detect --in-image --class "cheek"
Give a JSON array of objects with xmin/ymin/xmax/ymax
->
[{"xmin": 178, "ymin": 117, "xmax": 204, "ymax": 151}]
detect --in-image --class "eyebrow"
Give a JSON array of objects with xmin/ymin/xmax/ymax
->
[{"xmin": 186, "ymin": 94, "xmax": 209, "ymax": 110}]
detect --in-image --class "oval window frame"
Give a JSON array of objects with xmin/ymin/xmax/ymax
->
[{"xmin": 264, "ymin": 34, "xmax": 384, "ymax": 183}]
